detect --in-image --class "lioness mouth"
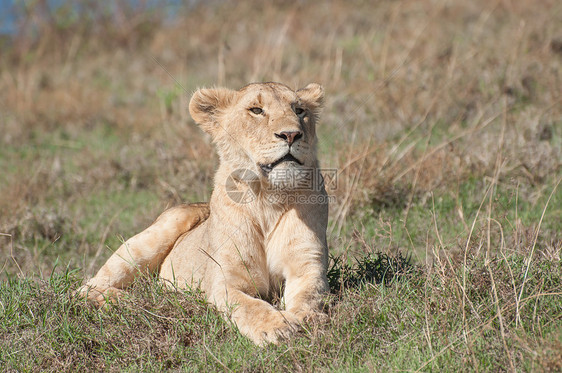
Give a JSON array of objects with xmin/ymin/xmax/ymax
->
[{"xmin": 259, "ymin": 153, "xmax": 303, "ymax": 174}]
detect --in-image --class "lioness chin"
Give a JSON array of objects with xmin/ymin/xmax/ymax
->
[{"xmin": 78, "ymin": 82, "xmax": 329, "ymax": 345}]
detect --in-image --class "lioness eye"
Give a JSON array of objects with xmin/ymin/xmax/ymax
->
[
  {"xmin": 250, "ymin": 107, "xmax": 263, "ymax": 115},
  {"xmin": 294, "ymin": 107, "xmax": 305, "ymax": 116}
]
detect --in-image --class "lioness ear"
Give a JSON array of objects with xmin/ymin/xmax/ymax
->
[
  {"xmin": 189, "ymin": 87, "xmax": 237, "ymax": 135},
  {"xmin": 297, "ymin": 83, "xmax": 324, "ymax": 116}
]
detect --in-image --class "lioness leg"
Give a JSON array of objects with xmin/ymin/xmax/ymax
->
[
  {"xmin": 284, "ymin": 269, "xmax": 329, "ymax": 322},
  {"xmin": 78, "ymin": 203, "xmax": 209, "ymax": 306},
  {"xmin": 270, "ymin": 207, "xmax": 330, "ymax": 323}
]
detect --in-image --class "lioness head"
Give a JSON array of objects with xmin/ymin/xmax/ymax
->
[{"xmin": 189, "ymin": 82, "xmax": 324, "ymax": 193}]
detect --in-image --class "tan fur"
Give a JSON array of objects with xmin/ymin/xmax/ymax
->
[{"xmin": 78, "ymin": 82, "xmax": 329, "ymax": 345}]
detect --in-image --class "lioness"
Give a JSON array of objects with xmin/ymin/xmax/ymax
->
[{"xmin": 79, "ymin": 82, "xmax": 329, "ymax": 345}]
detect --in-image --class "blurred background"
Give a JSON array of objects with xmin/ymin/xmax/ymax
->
[{"xmin": 0, "ymin": 0, "xmax": 560, "ymax": 277}]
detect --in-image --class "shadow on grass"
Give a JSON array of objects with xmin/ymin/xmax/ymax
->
[{"xmin": 327, "ymin": 251, "xmax": 415, "ymax": 293}]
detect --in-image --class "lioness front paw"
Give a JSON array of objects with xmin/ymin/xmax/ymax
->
[
  {"xmin": 75, "ymin": 285, "xmax": 123, "ymax": 307},
  {"xmin": 250, "ymin": 310, "xmax": 300, "ymax": 345}
]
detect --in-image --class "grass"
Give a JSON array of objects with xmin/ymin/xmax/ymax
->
[
  {"xmin": 1, "ymin": 0, "xmax": 561, "ymax": 371},
  {"xmin": 1, "ymin": 255, "xmax": 560, "ymax": 371}
]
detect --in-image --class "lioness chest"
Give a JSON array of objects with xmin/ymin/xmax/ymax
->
[{"xmin": 159, "ymin": 214, "xmax": 284, "ymax": 299}]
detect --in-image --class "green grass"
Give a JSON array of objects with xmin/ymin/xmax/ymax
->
[
  {"xmin": 358, "ymin": 176, "xmax": 561, "ymax": 252},
  {"xmin": 1, "ymin": 255, "xmax": 560, "ymax": 371}
]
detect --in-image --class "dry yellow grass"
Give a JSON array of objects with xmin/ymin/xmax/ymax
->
[{"xmin": 1, "ymin": 0, "xmax": 561, "ymax": 271}]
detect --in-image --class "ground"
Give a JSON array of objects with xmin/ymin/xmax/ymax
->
[{"xmin": 0, "ymin": 0, "xmax": 561, "ymax": 371}]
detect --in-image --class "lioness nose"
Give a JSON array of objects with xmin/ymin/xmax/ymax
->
[{"xmin": 275, "ymin": 131, "xmax": 303, "ymax": 146}]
